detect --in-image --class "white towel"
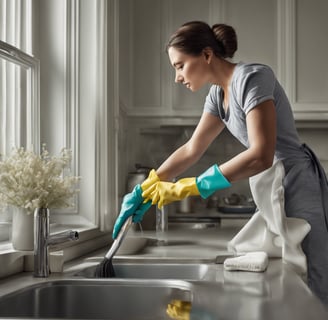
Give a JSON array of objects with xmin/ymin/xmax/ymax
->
[
  {"xmin": 224, "ymin": 252, "xmax": 269, "ymax": 272},
  {"xmin": 227, "ymin": 160, "xmax": 311, "ymax": 276}
]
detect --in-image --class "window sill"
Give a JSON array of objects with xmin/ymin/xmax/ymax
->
[{"xmin": 0, "ymin": 219, "xmax": 113, "ymax": 279}]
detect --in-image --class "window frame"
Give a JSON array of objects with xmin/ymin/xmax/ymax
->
[
  {"xmin": 0, "ymin": 0, "xmax": 119, "ymax": 274},
  {"xmin": 0, "ymin": 40, "xmax": 40, "ymax": 238},
  {"xmin": 0, "ymin": 40, "xmax": 40, "ymax": 152}
]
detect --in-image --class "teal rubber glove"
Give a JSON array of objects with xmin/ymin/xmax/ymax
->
[
  {"xmin": 112, "ymin": 170, "xmax": 159, "ymax": 239},
  {"xmin": 112, "ymin": 184, "xmax": 151, "ymax": 239},
  {"xmin": 196, "ymin": 164, "xmax": 231, "ymax": 198},
  {"xmin": 143, "ymin": 164, "xmax": 231, "ymax": 208}
]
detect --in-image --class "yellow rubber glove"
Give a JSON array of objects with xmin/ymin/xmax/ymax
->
[
  {"xmin": 166, "ymin": 300, "xmax": 217, "ymax": 320},
  {"xmin": 141, "ymin": 169, "xmax": 159, "ymax": 192},
  {"xmin": 143, "ymin": 178, "xmax": 199, "ymax": 209},
  {"xmin": 166, "ymin": 300, "xmax": 192, "ymax": 320},
  {"xmin": 142, "ymin": 164, "xmax": 231, "ymax": 209}
]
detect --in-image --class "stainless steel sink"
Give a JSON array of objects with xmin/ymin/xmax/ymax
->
[
  {"xmin": 0, "ymin": 279, "xmax": 192, "ymax": 319},
  {"xmin": 76, "ymin": 262, "xmax": 214, "ymax": 281}
]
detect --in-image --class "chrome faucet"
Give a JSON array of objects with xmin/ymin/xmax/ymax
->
[{"xmin": 34, "ymin": 208, "xmax": 79, "ymax": 277}]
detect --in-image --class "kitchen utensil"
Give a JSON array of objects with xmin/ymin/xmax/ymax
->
[
  {"xmin": 126, "ymin": 164, "xmax": 151, "ymax": 192},
  {"xmin": 223, "ymin": 193, "xmax": 247, "ymax": 205},
  {"xmin": 219, "ymin": 193, "xmax": 256, "ymax": 213},
  {"xmin": 94, "ymin": 216, "xmax": 133, "ymax": 278},
  {"xmin": 179, "ymin": 197, "xmax": 193, "ymax": 213},
  {"xmin": 218, "ymin": 204, "xmax": 256, "ymax": 214}
]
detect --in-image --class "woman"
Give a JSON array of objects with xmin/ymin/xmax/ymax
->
[{"xmin": 113, "ymin": 21, "xmax": 328, "ymax": 305}]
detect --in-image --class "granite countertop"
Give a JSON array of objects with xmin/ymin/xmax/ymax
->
[{"xmin": 0, "ymin": 222, "xmax": 327, "ymax": 319}]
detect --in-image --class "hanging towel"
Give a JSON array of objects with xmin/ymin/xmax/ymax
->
[{"xmin": 227, "ymin": 160, "xmax": 311, "ymax": 276}]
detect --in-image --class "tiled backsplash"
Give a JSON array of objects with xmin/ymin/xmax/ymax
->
[{"xmin": 125, "ymin": 124, "xmax": 328, "ymax": 200}]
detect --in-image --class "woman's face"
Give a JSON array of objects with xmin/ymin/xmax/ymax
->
[{"xmin": 168, "ymin": 47, "xmax": 210, "ymax": 92}]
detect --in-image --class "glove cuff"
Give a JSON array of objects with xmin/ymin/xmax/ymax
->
[{"xmin": 196, "ymin": 164, "xmax": 231, "ymax": 199}]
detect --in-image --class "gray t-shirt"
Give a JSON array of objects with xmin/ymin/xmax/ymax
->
[{"xmin": 204, "ymin": 62, "xmax": 301, "ymax": 162}]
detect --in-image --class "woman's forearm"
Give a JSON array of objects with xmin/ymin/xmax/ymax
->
[
  {"xmin": 219, "ymin": 147, "xmax": 274, "ymax": 183},
  {"xmin": 156, "ymin": 143, "xmax": 202, "ymax": 181},
  {"xmin": 155, "ymin": 111, "xmax": 225, "ymax": 181}
]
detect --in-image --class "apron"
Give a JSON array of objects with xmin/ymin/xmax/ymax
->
[
  {"xmin": 283, "ymin": 143, "xmax": 328, "ymax": 305},
  {"xmin": 301, "ymin": 144, "xmax": 328, "ymax": 231}
]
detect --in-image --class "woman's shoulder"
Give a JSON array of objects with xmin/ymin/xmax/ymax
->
[
  {"xmin": 232, "ymin": 62, "xmax": 275, "ymax": 89},
  {"xmin": 234, "ymin": 62, "xmax": 274, "ymax": 78}
]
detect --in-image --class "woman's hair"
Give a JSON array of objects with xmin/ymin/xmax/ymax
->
[{"xmin": 166, "ymin": 21, "xmax": 237, "ymax": 59}]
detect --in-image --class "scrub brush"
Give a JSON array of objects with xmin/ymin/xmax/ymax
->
[{"xmin": 94, "ymin": 216, "xmax": 133, "ymax": 278}]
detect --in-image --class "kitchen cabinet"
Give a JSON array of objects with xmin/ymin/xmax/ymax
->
[
  {"xmin": 119, "ymin": 0, "xmax": 328, "ymax": 121},
  {"xmin": 292, "ymin": 0, "xmax": 328, "ymax": 120}
]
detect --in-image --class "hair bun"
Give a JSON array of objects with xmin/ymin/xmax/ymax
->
[{"xmin": 212, "ymin": 24, "xmax": 237, "ymax": 58}]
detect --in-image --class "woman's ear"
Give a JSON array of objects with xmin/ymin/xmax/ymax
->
[{"xmin": 203, "ymin": 47, "xmax": 213, "ymax": 64}]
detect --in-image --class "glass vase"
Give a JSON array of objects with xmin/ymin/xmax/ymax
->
[{"xmin": 11, "ymin": 207, "xmax": 34, "ymax": 251}]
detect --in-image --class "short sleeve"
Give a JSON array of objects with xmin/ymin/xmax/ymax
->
[
  {"xmin": 204, "ymin": 85, "xmax": 220, "ymax": 117},
  {"xmin": 235, "ymin": 65, "xmax": 275, "ymax": 114}
]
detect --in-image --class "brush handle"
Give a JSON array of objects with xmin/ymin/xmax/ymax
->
[{"xmin": 105, "ymin": 216, "xmax": 133, "ymax": 260}]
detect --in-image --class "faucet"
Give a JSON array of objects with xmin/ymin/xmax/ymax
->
[{"xmin": 33, "ymin": 208, "xmax": 79, "ymax": 277}]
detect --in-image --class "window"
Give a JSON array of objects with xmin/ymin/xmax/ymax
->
[
  {"xmin": 0, "ymin": 0, "xmax": 39, "ymax": 242},
  {"xmin": 0, "ymin": 41, "xmax": 39, "ymax": 154},
  {"xmin": 0, "ymin": 0, "xmax": 119, "ymax": 253}
]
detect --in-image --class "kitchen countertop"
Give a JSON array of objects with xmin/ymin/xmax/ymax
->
[{"xmin": 0, "ymin": 221, "xmax": 327, "ymax": 319}]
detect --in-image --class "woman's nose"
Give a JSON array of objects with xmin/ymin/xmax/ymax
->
[{"xmin": 175, "ymin": 72, "xmax": 183, "ymax": 83}]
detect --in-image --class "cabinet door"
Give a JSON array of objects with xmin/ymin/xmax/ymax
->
[
  {"xmin": 119, "ymin": 0, "xmax": 162, "ymax": 114},
  {"xmin": 294, "ymin": 0, "xmax": 328, "ymax": 116}
]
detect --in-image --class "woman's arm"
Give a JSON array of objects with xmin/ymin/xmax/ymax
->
[
  {"xmin": 219, "ymin": 99, "xmax": 276, "ymax": 182},
  {"xmin": 156, "ymin": 111, "xmax": 225, "ymax": 181}
]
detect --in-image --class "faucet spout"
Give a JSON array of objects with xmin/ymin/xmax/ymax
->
[
  {"xmin": 48, "ymin": 230, "xmax": 79, "ymax": 246},
  {"xmin": 34, "ymin": 208, "xmax": 79, "ymax": 277}
]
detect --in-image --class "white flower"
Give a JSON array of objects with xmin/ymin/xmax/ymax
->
[{"xmin": 0, "ymin": 146, "xmax": 81, "ymax": 213}]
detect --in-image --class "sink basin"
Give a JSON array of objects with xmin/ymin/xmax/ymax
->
[
  {"xmin": 0, "ymin": 279, "xmax": 192, "ymax": 319},
  {"xmin": 77, "ymin": 262, "xmax": 213, "ymax": 281}
]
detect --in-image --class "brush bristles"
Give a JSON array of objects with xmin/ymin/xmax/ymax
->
[{"xmin": 94, "ymin": 258, "xmax": 116, "ymax": 278}]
